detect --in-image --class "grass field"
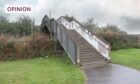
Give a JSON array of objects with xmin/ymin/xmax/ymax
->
[
  {"xmin": 0, "ymin": 56, "xmax": 85, "ymax": 84},
  {"xmin": 111, "ymin": 48, "xmax": 140, "ymax": 70}
]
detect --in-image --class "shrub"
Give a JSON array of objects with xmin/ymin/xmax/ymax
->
[
  {"xmin": 6, "ymin": 41, "xmax": 14, "ymax": 49},
  {"xmin": 0, "ymin": 33, "xmax": 55, "ymax": 60},
  {"xmin": 82, "ymin": 19, "xmax": 140, "ymax": 50},
  {"xmin": 96, "ymin": 32, "xmax": 140, "ymax": 50}
]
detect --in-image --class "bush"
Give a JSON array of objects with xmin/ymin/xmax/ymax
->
[
  {"xmin": 82, "ymin": 18, "xmax": 140, "ymax": 50},
  {"xmin": 0, "ymin": 33, "xmax": 55, "ymax": 60},
  {"xmin": 6, "ymin": 41, "xmax": 14, "ymax": 49},
  {"xmin": 97, "ymin": 32, "xmax": 140, "ymax": 50}
]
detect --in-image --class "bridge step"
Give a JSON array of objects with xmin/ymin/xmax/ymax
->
[
  {"xmin": 81, "ymin": 60, "xmax": 108, "ymax": 68},
  {"xmin": 62, "ymin": 28, "xmax": 108, "ymax": 67}
]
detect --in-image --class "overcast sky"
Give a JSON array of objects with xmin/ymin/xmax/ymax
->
[{"xmin": 0, "ymin": 0, "xmax": 140, "ymax": 34}]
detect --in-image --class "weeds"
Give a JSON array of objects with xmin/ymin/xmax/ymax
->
[{"xmin": 0, "ymin": 33, "xmax": 55, "ymax": 60}]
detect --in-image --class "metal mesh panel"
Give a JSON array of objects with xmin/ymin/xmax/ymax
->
[
  {"xmin": 61, "ymin": 31, "xmax": 67, "ymax": 51},
  {"xmin": 57, "ymin": 24, "xmax": 61, "ymax": 42},
  {"xmin": 67, "ymin": 38, "xmax": 76, "ymax": 63}
]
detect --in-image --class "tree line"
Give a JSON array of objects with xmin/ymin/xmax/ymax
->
[
  {"xmin": 0, "ymin": 15, "xmax": 39, "ymax": 36},
  {"xmin": 1, "ymin": 15, "xmax": 140, "ymax": 50}
]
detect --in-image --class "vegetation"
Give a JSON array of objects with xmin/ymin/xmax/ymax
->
[
  {"xmin": 0, "ymin": 15, "xmax": 39, "ymax": 36},
  {"xmin": 0, "ymin": 15, "xmax": 85, "ymax": 84},
  {"xmin": 82, "ymin": 18, "xmax": 140, "ymax": 50},
  {"xmin": 64, "ymin": 15, "xmax": 75, "ymax": 22},
  {"xmin": 0, "ymin": 56, "xmax": 85, "ymax": 84},
  {"xmin": 97, "ymin": 28, "xmax": 140, "ymax": 50},
  {"xmin": 111, "ymin": 48, "xmax": 140, "ymax": 70},
  {"xmin": 82, "ymin": 18, "xmax": 98, "ymax": 32},
  {"xmin": 0, "ymin": 33, "xmax": 54, "ymax": 60}
]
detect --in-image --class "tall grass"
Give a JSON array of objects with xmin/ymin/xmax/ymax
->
[{"xmin": 0, "ymin": 33, "xmax": 55, "ymax": 60}]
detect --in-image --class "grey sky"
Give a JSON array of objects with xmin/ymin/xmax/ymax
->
[{"xmin": 0, "ymin": 0, "xmax": 140, "ymax": 34}]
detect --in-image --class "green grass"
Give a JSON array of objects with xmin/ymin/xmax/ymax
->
[
  {"xmin": 0, "ymin": 56, "xmax": 85, "ymax": 84},
  {"xmin": 111, "ymin": 48, "xmax": 140, "ymax": 70}
]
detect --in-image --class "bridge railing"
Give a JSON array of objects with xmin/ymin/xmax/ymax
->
[{"xmin": 50, "ymin": 19, "xmax": 77, "ymax": 64}]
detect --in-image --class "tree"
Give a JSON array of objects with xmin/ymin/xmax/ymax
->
[
  {"xmin": 82, "ymin": 18, "xmax": 98, "ymax": 32},
  {"xmin": 64, "ymin": 15, "xmax": 75, "ymax": 22},
  {"xmin": 16, "ymin": 15, "xmax": 34, "ymax": 36},
  {"xmin": 0, "ymin": 16, "xmax": 9, "ymax": 35},
  {"xmin": 102, "ymin": 24, "xmax": 127, "ymax": 35},
  {"xmin": 0, "ymin": 15, "xmax": 39, "ymax": 36}
]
